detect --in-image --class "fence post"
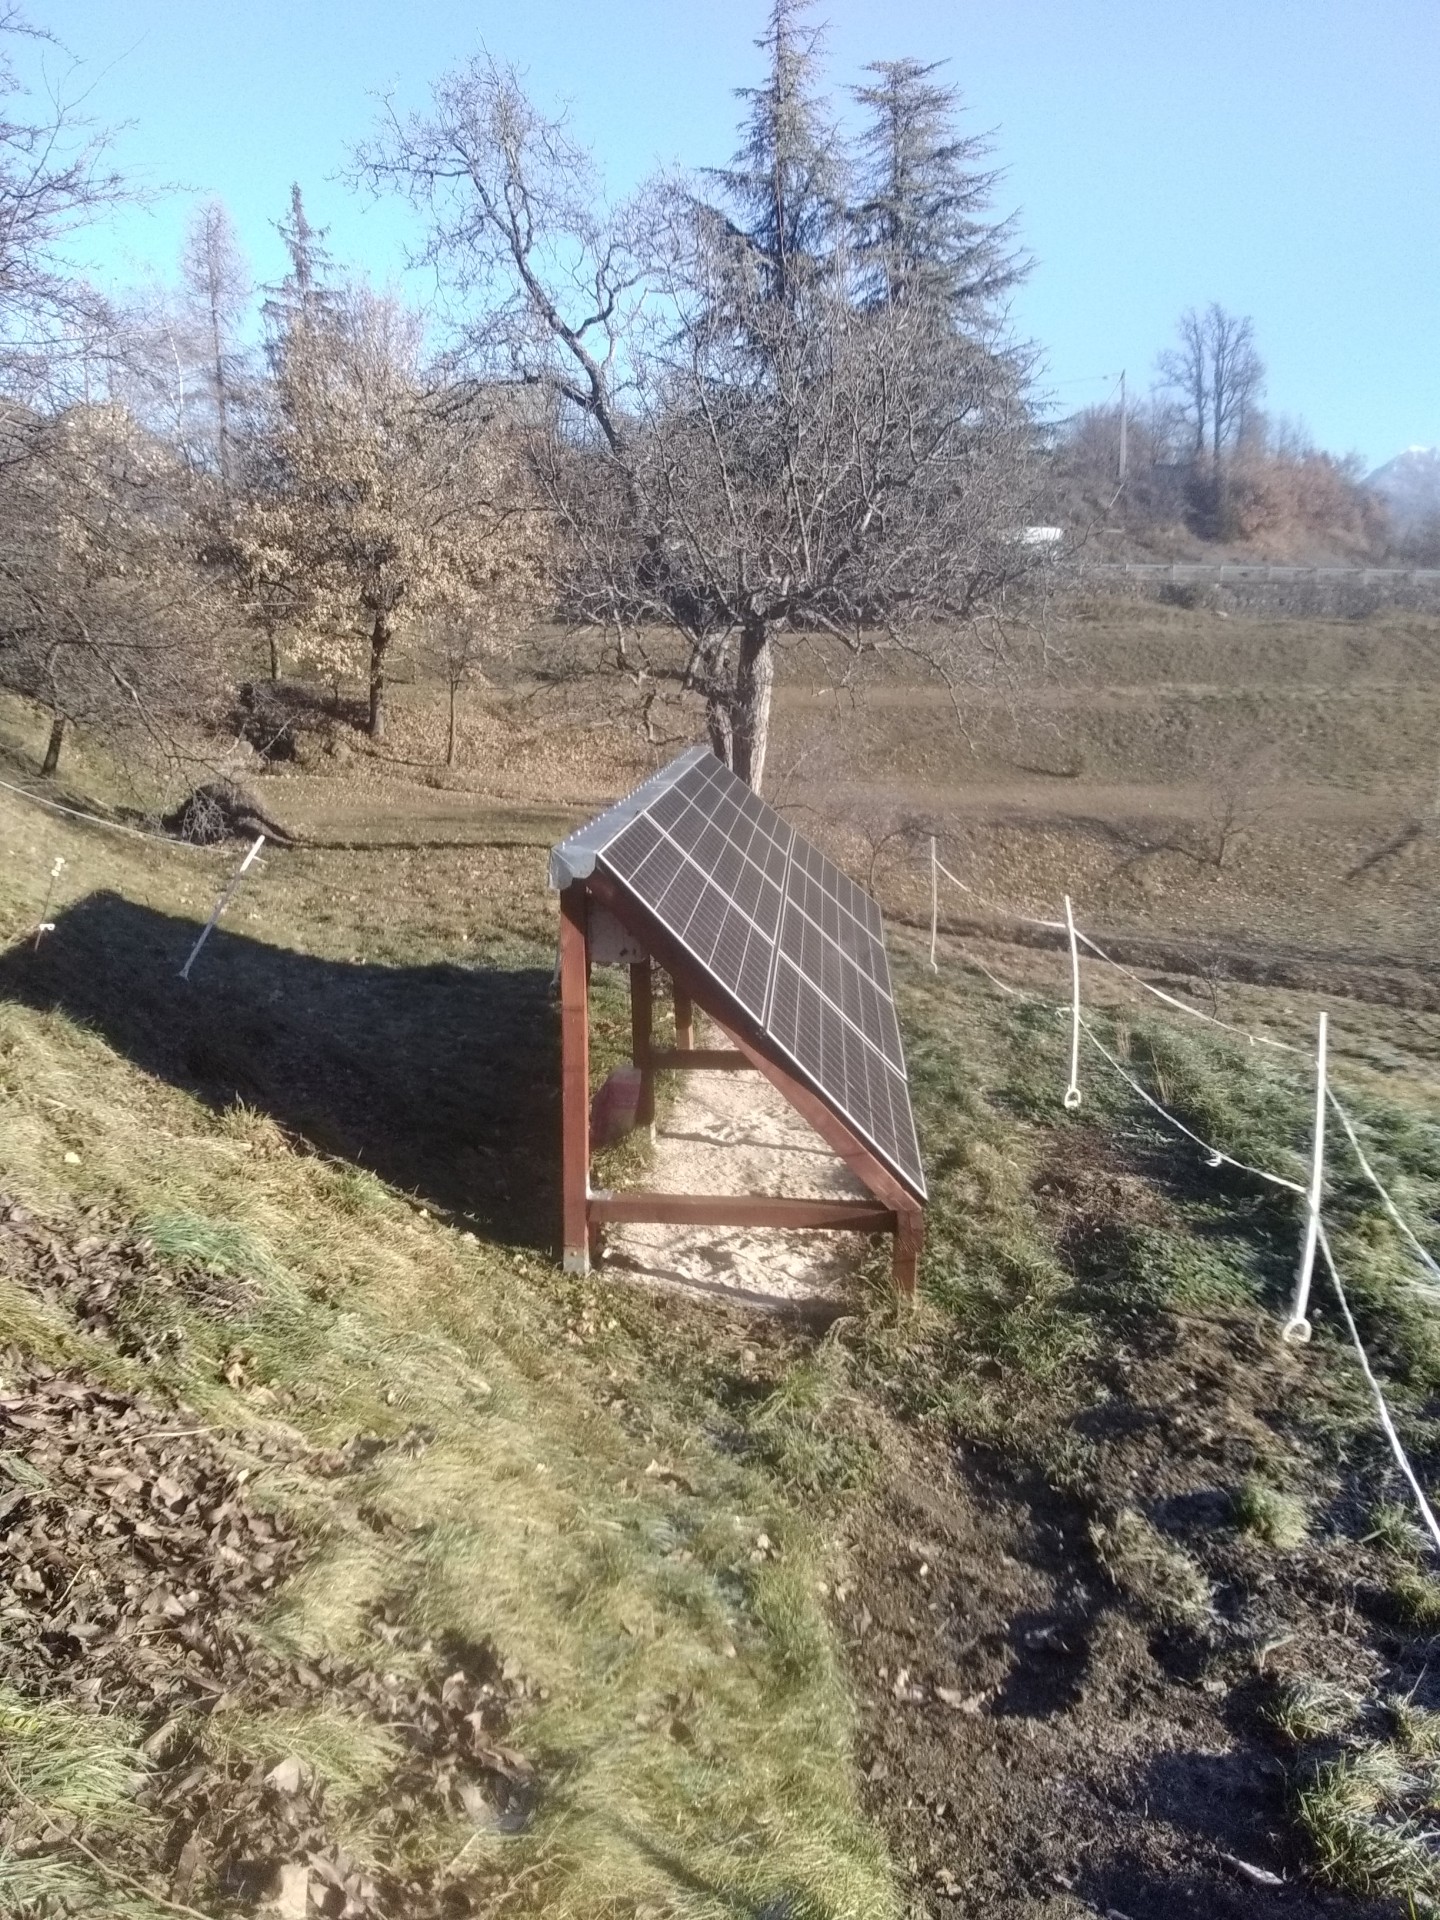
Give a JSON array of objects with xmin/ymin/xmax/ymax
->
[
  {"xmin": 1284, "ymin": 1011, "xmax": 1328, "ymax": 1343},
  {"xmin": 33, "ymin": 855, "xmax": 64, "ymax": 951},
  {"xmin": 1063, "ymin": 894, "xmax": 1082, "ymax": 1110},
  {"xmin": 928, "ymin": 835, "xmax": 938, "ymax": 973},
  {"xmin": 178, "ymin": 835, "xmax": 265, "ymax": 983}
]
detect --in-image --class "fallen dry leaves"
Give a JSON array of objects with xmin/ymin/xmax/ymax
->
[{"xmin": 0, "ymin": 1194, "xmax": 538, "ymax": 1918}]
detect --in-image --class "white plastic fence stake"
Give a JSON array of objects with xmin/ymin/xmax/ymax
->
[
  {"xmin": 1284, "ymin": 1010, "xmax": 1328, "ymax": 1344},
  {"xmin": 928, "ymin": 835, "xmax": 939, "ymax": 973},
  {"xmin": 1063, "ymin": 894, "xmax": 1082, "ymax": 1109},
  {"xmin": 178, "ymin": 835, "xmax": 265, "ymax": 983},
  {"xmin": 33, "ymin": 854, "xmax": 64, "ymax": 950}
]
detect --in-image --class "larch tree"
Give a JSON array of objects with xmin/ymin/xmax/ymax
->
[
  {"xmin": 362, "ymin": 20, "xmax": 1043, "ymax": 791},
  {"xmin": 180, "ymin": 199, "xmax": 250, "ymax": 490}
]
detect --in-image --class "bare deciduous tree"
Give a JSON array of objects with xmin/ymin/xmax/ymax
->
[
  {"xmin": 0, "ymin": 401, "xmax": 226, "ymax": 773},
  {"xmin": 1156, "ymin": 302, "xmax": 1265, "ymax": 536},
  {"xmin": 237, "ymin": 197, "xmax": 544, "ymax": 738},
  {"xmin": 360, "ymin": 19, "xmax": 1043, "ymax": 791},
  {"xmin": 1156, "ymin": 307, "xmax": 1212, "ymax": 461},
  {"xmin": 424, "ymin": 601, "xmax": 529, "ymax": 768},
  {"xmin": 0, "ymin": 8, "xmax": 127, "ymax": 402}
]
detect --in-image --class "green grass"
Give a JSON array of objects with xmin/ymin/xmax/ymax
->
[
  {"xmin": 0, "ymin": 1688, "xmax": 174, "ymax": 1920},
  {"xmin": 1265, "ymin": 1677, "xmax": 1357, "ymax": 1745},
  {"xmin": 1296, "ymin": 1747, "xmax": 1440, "ymax": 1906},
  {"xmin": 1234, "ymin": 1475, "xmax": 1310, "ymax": 1549},
  {"xmin": 10, "ymin": 704, "xmax": 1440, "ymax": 1914},
  {"xmin": 0, "ymin": 780, "xmax": 897, "ymax": 1920},
  {"xmin": 1088, "ymin": 1507, "xmax": 1214, "ymax": 1627}
]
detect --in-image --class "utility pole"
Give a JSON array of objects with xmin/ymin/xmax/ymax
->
[{"xmin": 1118, "ymin": 368, "xmax": 1128, "ymax": 483}]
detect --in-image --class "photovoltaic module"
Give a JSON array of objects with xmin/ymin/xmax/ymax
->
[{"xmin": 551, "ymin": 745, "xmax": 925, "ymax": 1198}]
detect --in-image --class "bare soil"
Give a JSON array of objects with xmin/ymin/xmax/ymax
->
[
  {"xmin": 600, "ymin": 1050, "xmax": 868, "ymax": 1314},
  {"xmin": 841, "ymin": 1125, "xmax": 1428, "ymax": 1920}
]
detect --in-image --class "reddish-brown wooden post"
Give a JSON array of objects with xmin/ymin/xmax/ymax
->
[
  {"xmin": 559, "ymin": 883, "xmax": 591, "ymax": 1274},
  {"xmin": 892, "ymin": 1210, "xmax": 924, "ymax": 1300},
  {"xmin": 673, "ymin": 978, "xmax": 694, "ymax": 1050},
  {"xmin": 630, "ymin": 959, "xmax": 655, "ymax": 1130}
]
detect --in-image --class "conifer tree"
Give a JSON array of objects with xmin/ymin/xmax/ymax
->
[
  {"xmin": 851, "ymin": 58, "xmax": 1025, "ymax": 330},
  {"xmin": 180, "ymin": 199, "xmax": 250, "ymax": 489},
  {"xmin": 704, "ymin": 0, "xmax": 844, "ymax": 308}
]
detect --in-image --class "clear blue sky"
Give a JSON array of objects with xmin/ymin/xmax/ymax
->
[{"xmin": 32, "ymin": 0, "xmax": 1440, "ymax": 469}]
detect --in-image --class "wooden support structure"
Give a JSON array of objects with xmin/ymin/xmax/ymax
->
[
  {"xmin": 647, "ymin": 1047, "xmax": 749, "ymax": 1072},
  {"xmin": 558, "ymin": 869, "xmax": 924, "ymax": 1295},
  {"xmin": 589, "ymin": 1193, "xmax": 896, "ymax": 1230},
  {"xmin": 630, "ymin": 958, "xmax": 655, "ymax": 1129},
  {"xmin": 558, "ymin": 883, "xmax": 591, "ymax": 1275}
]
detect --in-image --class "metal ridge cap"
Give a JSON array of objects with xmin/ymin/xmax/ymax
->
[{"xmin": 548, "ymin": 743, "xmax": 714, "ymax": 891}]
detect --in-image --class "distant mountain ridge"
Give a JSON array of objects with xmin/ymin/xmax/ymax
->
[{"xmin": 1367, "ymin": 446, "xmax": 1440, "ymax": 530}]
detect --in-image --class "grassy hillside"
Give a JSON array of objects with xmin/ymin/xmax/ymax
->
[{"xmin": 2, "ymin": 629, "xmax": 1440, "ymax": 1916}]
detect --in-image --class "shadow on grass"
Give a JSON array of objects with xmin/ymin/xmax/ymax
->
[{"xmin": 0, "ymin": 890, "xmax": 558, "ymax": 1251}]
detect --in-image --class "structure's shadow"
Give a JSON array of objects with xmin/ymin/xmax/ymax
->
[{"xmin": 0, "ymin": 892, "xmax": 557, "ymax": 1250}]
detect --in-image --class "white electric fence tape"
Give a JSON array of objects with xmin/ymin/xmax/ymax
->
[
  {"xmin": 178, "ymin": 835, "xmax": 266, "ymax": 983},
  {"xmin": 1327, "ymin": 1091, "xmax": 1440, "ymax": 1290},
  {"xmin": 1073, "ymin": 927, "xmax": 1304, "ymax": 1056},
  {"xmin": 1078, "ymin": 1017, "xmax": 1305, "ymax": 1193},
  {"xmin": 932, "ymin": 856, "xmax": 1066, "ymax": 931},
  {"xmin": 929, "ymin": 835, "xmax": 939, "ymax": 974},
  {"xmin": 925, "ymin": 849, "xmax": 1440, "ymax": 1554},
  {"xmin": 1063, "ymin": 895, "xmax": 1082, "ymax": 1109},
  {"xmin": 0, "ymin": 772, "xmax": 216, "ymax": 851},
  {"xmin": 1283, "ymin": 1013, "xmax": 1328, "ymax": 1345},
  {"xmin": 1316, "ymin": 1220, "xmax": 1440, "ymax": 1555},
  {"xmin": 963, "ymin": 951, "xmax": 1031, "ymax": 1000}
]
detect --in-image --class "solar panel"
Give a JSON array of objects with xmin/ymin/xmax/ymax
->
[{"xmin": 551, "ymin": 747, "xmax": 926, "ymax": 1199}]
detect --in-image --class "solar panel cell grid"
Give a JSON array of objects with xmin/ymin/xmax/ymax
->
[{"xmin": 575, "ymin": 749, "xmax": 924, "ymax": 1197}]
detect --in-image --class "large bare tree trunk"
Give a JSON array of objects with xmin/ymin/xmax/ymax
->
[
  {"xmin": 446, "ymin": 680, "xmax": 458, "ymax": 766},
  {"xmin": 730, "ymin": 616, "xmax": 774, "ymax": 791},
  {"xmin": 40, "ymin": 713, "xmax": 66, "ymax": 777},
  {"xmin": 267, "ymin": 628, "xmax": 280, "ymax": 682},
  {"xmin": 368, "ymin": 610, "xmax": 392, "ymax": 740}
]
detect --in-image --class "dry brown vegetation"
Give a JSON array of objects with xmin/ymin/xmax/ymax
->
[{"xmin": 1, "ymin": 591, "xmax": 1440, "ymax": 1917}]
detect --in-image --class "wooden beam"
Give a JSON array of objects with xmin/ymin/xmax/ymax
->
[
  {"xmin": 630, "ymin": 958, "xmax": 655, "ymax": 1129},
  {"xmin": 648, "ymin": 1047, "xmax": 750, "ymax": 1071},
  {"xmin": 892, "ymin": 1209, "xmax": 924, "ymax": 1299},
  {"xmin": 589, "ymin": 1192, "xmax": 896, "ymax": 1231},
  {"xmin": 673, "ymin": 978, "xmax": 694, "ymax": 1050},
  {"xmin": 559, "ymin": 883, "xmax": 591, "ymax": 1275}
]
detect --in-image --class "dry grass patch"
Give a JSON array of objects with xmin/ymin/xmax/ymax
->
[{"xmin": 0, "ymin": 787, "xmax": 896, "ymax": 1918}]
